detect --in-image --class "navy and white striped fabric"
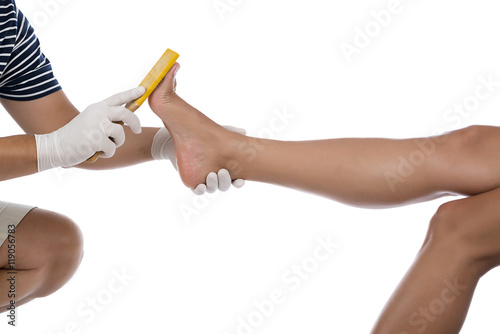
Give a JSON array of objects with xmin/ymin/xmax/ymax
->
[{"xmin": 0, "ymin": 0, "xmax": 61, "ymax": 101}]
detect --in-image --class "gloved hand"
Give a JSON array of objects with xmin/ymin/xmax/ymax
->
[
  {"xmin": 35, "ymin": 87, "xmax": 145, "ymax": 172},
  {"xmin": 151, "ymin": 126, "xmax": 246, "ymax": 195}
]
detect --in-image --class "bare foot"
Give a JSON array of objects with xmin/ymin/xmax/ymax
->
[{"xmin": 148, "ymin": 63, "xmax": 243, "ymax": 188}]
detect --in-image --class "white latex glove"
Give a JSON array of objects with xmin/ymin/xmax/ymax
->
[
  {"xmin": 151, "ymin": 125, "xmax": 246, "ymax": 195},
  {"xmin": 35, "ymin": 87, "xmax": 145, "ymax": 171}
]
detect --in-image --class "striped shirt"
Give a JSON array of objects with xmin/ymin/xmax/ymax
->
[{"xmin": 0, "ymin": 0, "xmax": 61, "ymax": 101}]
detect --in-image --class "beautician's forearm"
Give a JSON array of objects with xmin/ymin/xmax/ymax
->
[
  {"xmin": 2, "ymin": 90, "xmax": 162, "ymax": 172},
  {"xmin": 74, "ymin": 126, "xmax": 159, "ymax": 170},
  {"xmin": 0, "ymin": 135, "xmax": 37, "ymax": 181}
]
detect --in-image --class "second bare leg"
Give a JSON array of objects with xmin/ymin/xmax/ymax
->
[{"xmin": 371, "ymin": 186, "xmax": 500, "ymax": 333}]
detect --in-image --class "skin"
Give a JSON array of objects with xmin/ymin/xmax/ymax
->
[
  {"xmin": 370, "ymin": 190, "xmax": 500, "ymax": 334},
  {"xmin": 0, "ymin": 208, "xmax": 83, "ymax": 309},
  {"xmin": 149, "ymin": 63, "xmax": 500, "ymax": 332}
]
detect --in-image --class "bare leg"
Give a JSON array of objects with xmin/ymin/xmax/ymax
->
[
  {"xmin": 0, "ymin": 208, "xmax": 83, "ymax": 311},
  {"xmin": 149, "ymin": 64, "xmax": 500, "ymax": 207},
  {"xmin": 371, "ymin": 187, "xmax": 500, "ymax": 333}
]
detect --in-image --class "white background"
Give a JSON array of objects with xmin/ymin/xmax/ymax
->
[{"xmin": 2, "ymin": 0, "xmax": 500, "ymax": 333}]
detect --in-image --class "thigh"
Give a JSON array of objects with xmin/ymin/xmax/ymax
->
[
  {"xmin": 0, "ymin": 205, "xmax": 76, "ymax": 270},
  {"xmin": 0, "ymin": 201, "xmax": 34, "ymax": 267},
  {"xmin": 0, "ymin": 201, "xmax": 34, "ymax": 245}
]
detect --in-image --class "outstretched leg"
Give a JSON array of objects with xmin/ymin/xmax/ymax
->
[
  {"xmin": 0, "ymin": 207, "xmax": 84, "ymax": 311},
  {"xmin": 149, "ymin": 64, "xmax": 500, "ymax": 208},
  {"xmin": 371, "ymin": 187, "xmax": 500, "ymax": 333}
]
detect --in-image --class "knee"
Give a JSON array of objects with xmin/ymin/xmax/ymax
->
[
  {"xmin": 443, "ymin": 125, "xmax": 488, "ymax": 155},
  {"xmin": 33, "ymin": 210, "xmax": 84, "ymax": 297},
  {"xmin": 44, "ymin": 210, "xmax": 84, "ymax": 264},
  {"xmin": 425, "ymin": 200, "xmax": 473, "ymax": 254},
  {"xmin": 425, "ymin": 199, "xmax": 500, "ymax": 276},
  {"xmin": 58, "ymin": 218, "xmax": 84, "ymax": 264},
  {"xmin": 428, "ymin": 201, "xmax": 462, "ymax": 240}
]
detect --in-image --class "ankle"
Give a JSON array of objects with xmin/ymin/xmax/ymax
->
[{"xmin": 222, "ymin": 131, "xmax": 259, "ymax": 180}]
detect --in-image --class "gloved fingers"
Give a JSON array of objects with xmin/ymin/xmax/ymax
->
[
  {"xmin": 99, "ymin": 138, "xmax": 117, "ymax": 158},
  {"xmin": 223, "ymin": 125, "xmax": 247, "ymax": 136},
  {"xmin": 205, "ymin": 172, "xmax": 218, "ymax": 193},
  {"xmin": 106, "ymin": 123, "xmax": 126, "ymax": 148},
  {"xmin": 192, "ymin": 183, "xmax": 206, "ymax": 195},
  {"xmin": 105, "ymin": 86, "xmax": 146, "ymax": 107},
  {"xmin": 217, "ymin": 169, "xmax": 232, "ymax": 192},
  {"xmin": 232, "ymin": 179, "xmax": 246, "ymax": 188},
  {"xmin": 191, "ymin": 171, "xmax": 244, "ymax": 195},
  {"xmin": 108, "ymin": 107, "xmax": 142, "ymax": 134}
]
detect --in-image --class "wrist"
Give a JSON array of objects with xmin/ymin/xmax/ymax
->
[
  {"xmin": 151, "ymin": 127, "xmax": 175, "ymax": 161},
  {"xmin": 35, "ymin": 132, "xmax": 63, "ymax": 172}
]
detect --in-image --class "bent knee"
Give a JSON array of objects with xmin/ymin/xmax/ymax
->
[
  {"xmin": 29, "ymin": 209, "xmax": 84, "ymax": 298},
  {"xmin": 427, "ymin": 200, "xmax": 473, "ymax": 246},
  {"xmin": 53, "ymin": 214, "xmax": 84, "ymax": 263},
  {"xmin": 30, "ymin": 208, "xmax": 84, "ymax": 260},
  {"xmin": 443, "ymin": 125, "xmax": 491, "ymax": 155}
]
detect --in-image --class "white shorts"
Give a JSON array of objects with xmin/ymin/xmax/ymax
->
[{"xmin": 0, "ymin": 201, "xmax": 35, "ymax": 247}]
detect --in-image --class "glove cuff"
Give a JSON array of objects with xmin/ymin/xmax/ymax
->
[
  {"xmin": 151, "ymin": 127, "xmax": 174, "ymax": 161},
  {"xmin": 35, "ymin": 132, "xmax": 62, "ymax": 172}
]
